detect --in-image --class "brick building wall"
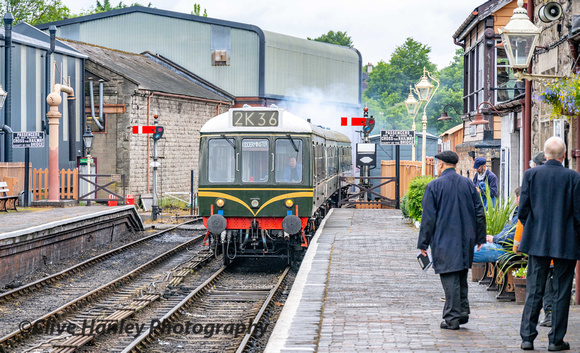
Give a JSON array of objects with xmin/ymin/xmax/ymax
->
[{"xmin": 85, "ymin": 61, "xmax": 231, "ymax": 199}]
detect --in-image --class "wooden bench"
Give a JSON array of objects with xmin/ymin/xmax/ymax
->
[{"xmin": 0, "ymin": 181, "xmax": 19, "ymax": 212}]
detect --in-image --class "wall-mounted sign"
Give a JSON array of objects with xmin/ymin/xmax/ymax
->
[{"xmin": 12, "ymin": 132, "xmax": 45, "ymax": 148}]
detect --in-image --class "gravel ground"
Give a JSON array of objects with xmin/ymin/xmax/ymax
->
[{"xmin": 0, "ymin": 229, "xmax": 204, "ymax": 339}]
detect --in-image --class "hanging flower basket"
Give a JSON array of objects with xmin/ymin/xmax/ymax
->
[{"xmin": 539, "ymin": 74, "xmax": 580, "ymax": 117}]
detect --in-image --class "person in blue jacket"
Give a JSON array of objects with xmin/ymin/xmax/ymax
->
[
  {"xmin": 418, "ymin": 151, "xmax": 487, "ymax": 330},
  {"xmin": 517, "ymin": 137, "xmax": 580, "ymax": 351},
  {"xmin": 473, "ymin": 157, "xmax": 498, "ymax": 209},
  {"xmin": 283, "ymin": 157, "xmax": 302, "ymax": 182},
  {"xmin": 472, "ymin": 187, "xmax": 520, "ymax": 263}
]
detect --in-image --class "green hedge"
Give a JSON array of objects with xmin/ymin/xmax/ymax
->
[
  {"xmin": 400, "ymin": 194, "xmax": 409, "ymax": 219},
  {"xmin": 405, "ymin": 175, "xmax": 434, "ymax": 222}
]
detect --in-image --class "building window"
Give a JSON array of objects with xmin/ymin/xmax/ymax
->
[
  {"xmin": 496, "ymin": 41, "xmax": 521, "ymax": 103},
  {"xmin": 211, "ymin": 25, "xmax": 231, "ymax": 66}
]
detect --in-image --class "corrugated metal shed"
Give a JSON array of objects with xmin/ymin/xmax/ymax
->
[
  {"xmin": 65, "ymin": 40, "xmax": 232, "ymax": 102},
  {"xmin": 0, "ymin": 23, "xmax": 86, "ymax": 169},
  {"xmin": 36, "ymin": 6, "xmax": 361, "ymax": 108},
  {"xmin": 264, "ymin": 31, "xmax": 360, "ymax": 106}
]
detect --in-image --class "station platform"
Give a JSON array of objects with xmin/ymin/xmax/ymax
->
[{"xmin": 265, "ymin": 208, "xmax": 580, "ymax": 352}]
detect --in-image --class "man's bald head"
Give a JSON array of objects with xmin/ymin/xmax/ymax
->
[{"xmin": 543, "ymin": 136, "xmax": 566, "ymax": 160}]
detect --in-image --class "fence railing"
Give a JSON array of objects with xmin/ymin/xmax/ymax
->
[{"xmin": 32, "ymin": 168, "xmax": 78, "ymax": 201}]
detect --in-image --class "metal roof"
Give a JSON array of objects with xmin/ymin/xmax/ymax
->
[
  {"xmin": 35, "ymin": 6, "xmax": 361, "ymax": 106},
  {"xmin": 453, "ymin": 0, "xmax": 513, "ymax": 41},
  {"xmin": 201, "ymin": 106, "xmax": 351, "ymax": 143},
  {"xmin": 9, "ymin": 23, "xmax": 86, "ymax": 58},
  {"xmin": 65, "ymin": 40, "xmax": 232, "ymax": 102}
]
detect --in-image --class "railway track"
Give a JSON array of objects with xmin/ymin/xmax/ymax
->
[
  {"xmin": 119, "ymin": 264, "xmax": 291, "ymax": 353},
  {"xmin": 0, "ymin": 219, "xmax": 217, "ymax": 352}
]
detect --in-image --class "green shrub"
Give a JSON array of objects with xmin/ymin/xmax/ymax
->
[
  {"xmin": 405, "ymin": 175, "xmax": 434, "ymax": 222},
  {"xmin": 400, "ymin": 194, "xmax": 409, "ymax": 218},
  {"xmin": 479, "ymin": 179, "xmax": 516, "ymax": 235}
]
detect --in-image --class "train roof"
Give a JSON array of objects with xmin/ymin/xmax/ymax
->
[{"xmin": 201, "ymin": 107, "xmax": 350, "ymax": 143}]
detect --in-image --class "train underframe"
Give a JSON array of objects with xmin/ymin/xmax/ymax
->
[{"xmin": 205, "ymin": 192, "xmax": 341, "ymax": 265}]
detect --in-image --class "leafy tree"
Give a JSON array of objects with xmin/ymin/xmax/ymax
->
[
  {"xmin": 364, "ymin": 39, "xmax": 463, "ymax": 135},
  {"xmin": 308, "ymin": 30, "xmax": 353, "ymax": 47},
  {"xmin": 191, "ymin": 3, "xmax": 207, "ymax": 17},
  {"xmin": 1, "ymin": 0, "xmax": 73, "ymax": 24},
  {"xmin": 82, "ymin": 0, "xmax": 152, "ymax": 15}
]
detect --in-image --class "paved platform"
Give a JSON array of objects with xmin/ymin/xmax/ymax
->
[{"xmin": 266, "ymin": 208, "xmax": 580, "ymax": 353}]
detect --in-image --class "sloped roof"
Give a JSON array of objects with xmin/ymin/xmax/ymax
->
[
  {"xmin": 440, "ymin": 123, "xmax": 463, "ymax": 137},
  {"xmin": 453, "ymin": 0, "xmax": 513, "ymax": 41},
  {"xmin": 65, "ymin": 40, "xmax": 232, "ymax": 103},
  {"xmin": 8, "ymin": 23, "xmax": 86, "ymax": 58}
]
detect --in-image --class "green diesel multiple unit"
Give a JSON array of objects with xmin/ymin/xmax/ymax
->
[{"xmin": 198, "ymin": 106, "xmax": 352, "ymax": 264}]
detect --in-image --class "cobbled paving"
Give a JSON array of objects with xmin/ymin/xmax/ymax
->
[{"xmin": 315, "ymin": 209, "xmax": 580, "ymax": 353}]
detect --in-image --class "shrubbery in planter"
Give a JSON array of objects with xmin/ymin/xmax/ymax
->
[
  {"xmin": 400, "ymin": 194, "xmax": 409, "ymax": 219},
  {"xmin": 405, "ymin": 175, "xmax": 434, "ymax": 222}
]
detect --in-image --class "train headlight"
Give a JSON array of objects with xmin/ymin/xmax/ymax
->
[
  {"xmin": 216, "ymin": 198, "xmax": 225, "ymax": 208},
  {"xmin": 285, "ymin": 199, "xmax": 294, "ymax": 208},
  {"xmin": 251, "ymin": 199, "xmax": 260, "ymax": 208}
]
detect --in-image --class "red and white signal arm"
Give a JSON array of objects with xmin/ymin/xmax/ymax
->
[
  {"xmin": 341, "ymin": 117, "xmax": 366, "ymax": 126},
  {"xmin": 132, "ymin": 126, "xmax": 156, "ymax": 134}
]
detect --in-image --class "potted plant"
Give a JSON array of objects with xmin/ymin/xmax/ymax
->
[
  {"xmin": 512, "ymin": 266, "xmax": 527, "ymax": 305},
  {"xmin": 539, "ymin": 73, "xmax": 580, "ymax": 118}
]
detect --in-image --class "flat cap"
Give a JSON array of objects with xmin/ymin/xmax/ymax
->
[
  {"xmin": 435, "ymin": 151, "xmax": 459, "ymax": 165},
  {"xmin": 473, "ymin": 157, "xmax": 487, "ymax": 169},
  {"xmin": 532, "ymin": 151, "xmax": 546, "ymax": 166}
]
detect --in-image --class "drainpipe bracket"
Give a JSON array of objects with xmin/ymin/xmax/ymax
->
[{"xmin": 572, "ymin": 150, "xmax": 580, "ymax": 158}]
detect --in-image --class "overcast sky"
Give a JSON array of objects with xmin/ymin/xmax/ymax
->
[{"xmin": 60, "ymin": 0, "xmax": 487, "ymax": 70}]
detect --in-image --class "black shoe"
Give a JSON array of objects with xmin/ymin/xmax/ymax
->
[
  {"xmin": 520, "ymin": 341, "xmax": 534, "ymax": 350},
  {"xmin": 540, "ymin": 312, "xmax": 552, "ymax": 327},
  {"xmin": 459, "ymin": 315, "xmax": 469, "ymax": 325},
  {"xmin": 548, "ymin": 341, "xmax": 570, "ymax": 351},
  {"xmin": 440, "ymin": 320, "xmax": 459, "ymax": 330}
]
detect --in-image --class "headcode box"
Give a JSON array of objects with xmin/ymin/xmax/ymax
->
[{"xmin": 380, "ymin": 130, "xmax": 415, "ymax": 145}]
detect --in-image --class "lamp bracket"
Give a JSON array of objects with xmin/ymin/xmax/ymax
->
[{"xmin": 514, "ymin": 70, "xmax": 567, "ymax": 82}]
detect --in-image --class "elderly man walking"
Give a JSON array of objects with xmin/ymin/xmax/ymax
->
[
  {"xmin": 417, "ymin": 151, "xmax": 487, "ymax": 330},
  {"xmin": 518, "ymin": 136, "xmax": 580, "ymax": 351}
]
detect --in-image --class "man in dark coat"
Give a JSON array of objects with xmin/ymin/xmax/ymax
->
[
  {"xmin": 518, "ymin": 137, "xmax": 580, "ymax": 351},
  {"xmin": 417, "ymin": 151, "xmax": 487, "ymax": 330}
]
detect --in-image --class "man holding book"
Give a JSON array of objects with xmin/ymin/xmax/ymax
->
[{"xmin": 417, "ymin": 150, "xmax": 487, "ymax": 330}]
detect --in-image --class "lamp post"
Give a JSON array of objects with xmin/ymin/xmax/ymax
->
[
  {"xmin": 82, "ymin": 125, "xmax": 94, "ymax": 205},
  {"xmin": 414, "ymin": 67, "xmax": 439, "ymax": 175},
  {"xmin": 404, "ymin": 86, "xmax": 420, "ymax": 161}
]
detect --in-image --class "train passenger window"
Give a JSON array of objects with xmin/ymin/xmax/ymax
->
[
  {"xmin": 275, "ymin": 139, "xmax": 303, "ymax": 183},
  {"xmin": 242, "ymin": 139, "xmax": 269, "ymax": 182},
  {"xmin": 208, "ymin": 139, "xmax": 235, "ymax": 183}
]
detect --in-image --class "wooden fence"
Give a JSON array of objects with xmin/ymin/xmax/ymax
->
[
  {"xmin": 32, "ymin": 168, "xmax": 78, "ymax": 201},
  {"xmin": 380, "ymin": 159, "xmax": 435, "ymax": 201}
]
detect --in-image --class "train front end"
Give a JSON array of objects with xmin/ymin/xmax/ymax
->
[{"xmin": 198, "ymin": 107, "xmax": 314, "ymax": 264}]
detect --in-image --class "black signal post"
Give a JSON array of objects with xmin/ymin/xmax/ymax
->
[{"xmin": 152, "ymin": 115, "xmax": 162, "ymax": 220}]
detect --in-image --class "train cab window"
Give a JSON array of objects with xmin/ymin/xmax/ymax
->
[
  {"xmin": 242, "ymin": 139, "xmax": 269, "ymax": 182},
  {"xmin": 275, "ymin": 139, "xmax": 303, "ymax": 183},
  {"xmin": 208, "ymin": 139, "xmax": 235, "ymax": 183}
]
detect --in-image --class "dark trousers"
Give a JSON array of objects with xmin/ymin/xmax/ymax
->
[
  {"xmin": 543, "ymin": 268, "xmax": 553, "ymax": 314},
  {"xmin": 520, "ymin": 256, "xmax": 576, "ymax": 345},
  {"xmin": 439, "ymin": 269, "xmax": 469, "ymax": 323}
]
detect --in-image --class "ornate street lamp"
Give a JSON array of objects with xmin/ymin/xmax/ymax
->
[
  {"xmin": 499, "ymin": 0, "xmax": 564, "ymax": 81},
  {"xmin": 414, "ymin": 67, "xmax": 439, "ymax": 175},
  {"xmin": 404, "ymin": 86, "xmax": 421, "ymax": 161},
  {"xmin": 82, "ymin": 125, "xmax": 94, "ymax": 155}
]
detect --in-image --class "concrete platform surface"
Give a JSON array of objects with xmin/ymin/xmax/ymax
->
[
  {"xmin": 266, "ymin": 208, "xmax": 580, "ymax": 353},
  {"xmin": 0, "ymin": 206, "xmax": 134, "ymax": 235}
]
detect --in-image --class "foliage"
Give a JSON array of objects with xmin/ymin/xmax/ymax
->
[
  {"xmin": 405, "ymin": 175, "xmax": 434, "ymax": 222},
  {"xmin": 160, "ymin": 197, "xmax": 188, "ymax": 210},
  {"xmin": 539, "ymin": 73, "xmax": 580, "ymax": 117},
  {"xmin": 512, "ymin": 265, "xmax": 527, "ymax": 279},
  {"xmin": 480, "ymin": 179, "xmax": 516, "ymax": 235},
  {"xmin": 400, "ymin": 194, "xmax": 409, "ymax": 219},
  {"xmin": 307, "ymin": 30, "xmax": 353, "ymax": 47},
  {"xmin": 0, "ymin": 0, "xmax": 73, "ymax": 24},
  {"xmin": 364, "ymin": 39, "xmax": 463, "ymax": 135},
  {"xmin": 191, "ymin": 3, "xmax": 207, "ymax": 17},
  {"xmin": 80, "ymin": 0, "xmax": 152, "ymax": 16}
]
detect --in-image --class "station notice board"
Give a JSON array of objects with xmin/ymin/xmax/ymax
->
[
  {"xmin": 380, "ymin": 130, "xmax": 415, "ymax": 145},
  {"xmin": 12, "ymin": 132, "xmax": 45, "ymax": 148}
]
